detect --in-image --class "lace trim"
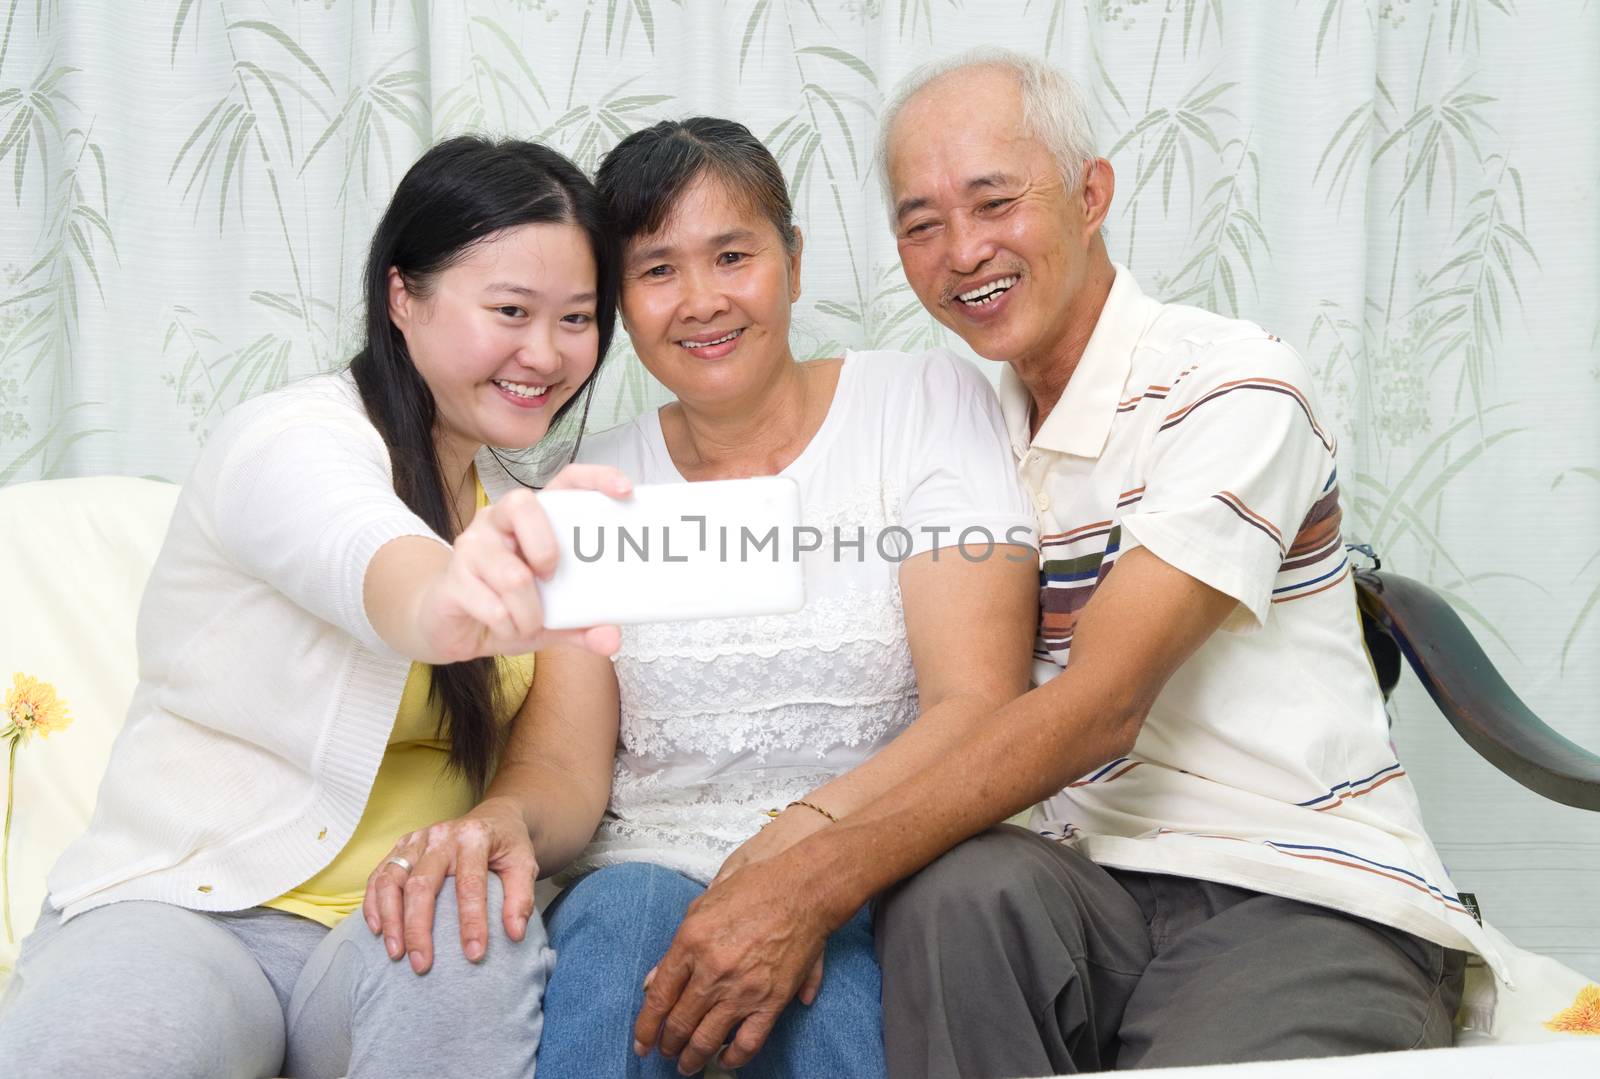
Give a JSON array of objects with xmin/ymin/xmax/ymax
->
[
  {"xmin": 602, "ymin": 767, "xmax": 847, "ymax": 855},
  {"xmin": 585, "ymin": 478, "xmax": 920, "ymax": 880},
  {"xmin": 617, "ymin": 693, "xmax": 919, "ymax": 762}
]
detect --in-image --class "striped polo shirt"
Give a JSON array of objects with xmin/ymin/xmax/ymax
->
[{"xmin": 1009, "ymin": 265, "xmax": 1507, "ymax": 980}]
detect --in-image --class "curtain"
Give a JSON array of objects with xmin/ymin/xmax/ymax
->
[{"xmin": 2, "ymin": 0, "xmax": 1596, "ymax": 977}]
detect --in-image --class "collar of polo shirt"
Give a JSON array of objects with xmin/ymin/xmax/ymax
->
[{"xmin": 999, "ymin": 264, "xmax": 1163, "ymax": 461}]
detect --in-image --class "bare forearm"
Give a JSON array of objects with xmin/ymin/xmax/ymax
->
[
  {"xmin": 803, "ymin": 690, "xmax": 1012, "ymax": 817},
  {"xmin": 482, "ymin": 759, "xmax": 609, "ymax": 877},
  {"xmin": 363, "ymin": 536, "xmax": 450, "ymax": 660},
  {"xmin": 799, "ymin": 672, "xmax": 1139, "ymax": 926},
  {"xmin": 793, "ymin": 548, "xmax": 1240, "ymax": 926}
]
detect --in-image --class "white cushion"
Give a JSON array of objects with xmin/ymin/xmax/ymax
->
[
  {"xmin": 0, "ymin": 477, "xmax": 178, "ymax": 972},
  {"xmin": 1456, "ymin": 923, "xmax": 1596, "ymax": 1046}
]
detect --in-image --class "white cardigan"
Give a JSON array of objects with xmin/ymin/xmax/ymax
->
[{"xmin": 47, "ymin": 372, "xmax": 520, "ymax": 921}]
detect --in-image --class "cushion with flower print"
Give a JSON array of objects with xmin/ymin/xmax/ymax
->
[
  {"xmin": 4, "ymin": 673, "xmax": 75, "ymax": 943},
  {"xmin": 0, "ymin": 476, "xmax": 180, "ymax": 959}
]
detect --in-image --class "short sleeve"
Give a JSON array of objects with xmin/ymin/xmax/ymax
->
[
  {"xmin": 207, "ymin": 396, "xmax": 446, "ymax": 654},
  {"xmin": 1118, "ymin": 338, "xmax": 1335, "ymax": 629},
  {"xmin": 897, "ymin": 349, "xmax": 1038, "ymax": 558}
]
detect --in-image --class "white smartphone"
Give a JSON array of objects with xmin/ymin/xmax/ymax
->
[{"xmin": 535, "ymin": 476, "xmax": 806, "ymax": 629}]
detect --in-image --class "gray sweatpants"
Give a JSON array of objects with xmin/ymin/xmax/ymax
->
[
  {"xmin": 875, "ymin": 825, "xmax": 1467, "ymax": 1077},
  {"xmin": 0, "ymin": 877, "xmax": 554, "ymax": 1078}
]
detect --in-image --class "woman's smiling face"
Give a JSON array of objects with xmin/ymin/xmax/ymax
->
[
  {"xmin": 618, "ymin": 173, "xmax": 802, "ymax": 410},
  {"xmin": 389, "ymin": 222, "xmax": 600, "ymax": 464}
]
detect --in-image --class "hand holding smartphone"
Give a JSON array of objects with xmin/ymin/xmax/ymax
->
[{"xmin": 535, "ymin": 476, "xmax": 806, "ymax": 629}]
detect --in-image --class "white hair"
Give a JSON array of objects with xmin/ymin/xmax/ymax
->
[{"xmin": 874, "ymin": 47, "xmax": 1099, "ymax": 217}]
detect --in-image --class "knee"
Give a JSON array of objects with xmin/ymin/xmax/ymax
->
[
  {"xmin": 542, "ymin": 864, "xmax": 699, "ymax": 1036},
  {"xmin": 3, "ymin": 950, "xmax": 277, "ymax": 1078},
  {"xmin": 430, "ymin": 875, "xmax": 553, "ymax": 972},
  {"xmin": 549, "ymin": 862, "xmax": 699, "ymax": 946},
  {"xmin": 431, "ymin": 873, "xmax": 513, "ymax": 932},
  {"xmin": 880, "ymin": 825, "xmax": 1063, "ymax": 932},
  {"xmin": 336, "ymin": 874, "xmax": 551, "ymax": 984}
]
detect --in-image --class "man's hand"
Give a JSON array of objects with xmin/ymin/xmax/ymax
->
[
  {"xmin": 709, "ymin": 803, "xmax": 831, "ymax": 887},
  {"xmin": 633, "ymin": 854, "xmax": 838, "ymax": 1074}
]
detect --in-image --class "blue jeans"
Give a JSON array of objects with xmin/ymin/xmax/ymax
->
[{"xmin": 538, "ymin": 862, "xmax": 886, "ymax": 1078}]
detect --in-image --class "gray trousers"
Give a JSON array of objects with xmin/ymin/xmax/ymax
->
[
  {"xmin": 0, "ymin": 877, "xmax": 554, "ymax": 1078},
  {"xmin": 874, "ymin": 825, "xmax": 1467, "ymax": 1077}
]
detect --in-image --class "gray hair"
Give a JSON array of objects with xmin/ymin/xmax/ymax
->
[{"xmin": 874, "ymin": 47, "xmax": 1098, "ymax": 217}]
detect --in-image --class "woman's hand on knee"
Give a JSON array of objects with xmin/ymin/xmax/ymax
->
[{"xmin": 362, "ymin": 797, "xmax": 539, "ymax": 975}]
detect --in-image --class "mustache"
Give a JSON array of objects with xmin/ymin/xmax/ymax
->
[{"xmin": 939, "ymin": 264, "xmax": 1026, "ymax": 305}]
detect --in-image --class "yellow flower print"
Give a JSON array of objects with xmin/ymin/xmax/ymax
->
[
  {"xmin": 4, "ymin": 673, "xmax": 73, "ymax": 942},
  {"xmin": 1546, "ymin": 984, "xmax": 1600, "ymax": 1035},
  {"xmin": 4, "ymin": 673, "xmax": 72, "ymax": 741}
]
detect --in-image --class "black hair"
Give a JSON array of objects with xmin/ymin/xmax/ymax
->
[
  {"xmin": 349, "ymin": 135, "xmax": 618, "ymax": 794},
  {"xmin": 595, "ymin": 117, "xmax": 798, "ymax": 253}
]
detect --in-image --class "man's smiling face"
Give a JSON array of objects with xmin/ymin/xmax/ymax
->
[{"xmin": 887, "ymin": 65, "xmax": 1104, "ymax": 369}]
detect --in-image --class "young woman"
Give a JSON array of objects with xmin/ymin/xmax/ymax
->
[
  {"xmin": 367, "ymin": 118, "xmax": 1042, "ymax": 1078},
  {"xmin": 0, "ymin": 136, "xmax": 627, "ymax": 1078}
]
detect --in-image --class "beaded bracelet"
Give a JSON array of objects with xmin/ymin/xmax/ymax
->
[{"xmin": 785, "ymin": 798, "xmax": 838, "ymax": 823}]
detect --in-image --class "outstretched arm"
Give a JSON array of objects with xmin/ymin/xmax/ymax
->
[{"xmin": 364, "ymin": 465, "xmax": 633, "ymax": 663}]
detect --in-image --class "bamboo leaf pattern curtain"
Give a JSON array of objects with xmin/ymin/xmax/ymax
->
[{"xmin": 2, "ymin": 0, "xmax": 1596, "ymax": 976}]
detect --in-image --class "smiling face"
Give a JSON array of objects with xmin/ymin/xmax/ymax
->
[
  {"xmin": 388, "ymin": 222, "xmax": 600, "ymax": 472},
  {"xmin": 886, "ymin": 65, "xmax": 1113, "ymax": 372},
  {"xmin": 618, "ymin": 172, "xmax": 803, "ymax": 411}
]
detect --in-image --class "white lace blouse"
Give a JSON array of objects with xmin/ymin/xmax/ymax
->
[{"xmin": 570, "ymin": 348, "xmax": 1036, "ymax": 883}]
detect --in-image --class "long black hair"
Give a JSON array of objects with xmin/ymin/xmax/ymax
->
[{"xmin": 350, "ymin": 135, "xmax": 619, "ymax": 793}]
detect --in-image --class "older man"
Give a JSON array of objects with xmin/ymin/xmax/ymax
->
[{"xmin": 631, "ymin": 50, "xmax": 1505, "ymax": 1078}]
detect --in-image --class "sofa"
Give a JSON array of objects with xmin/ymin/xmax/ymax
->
[{"xmin": 2, "ymin": 476, "xmax": 1597, "ymax": 1076}]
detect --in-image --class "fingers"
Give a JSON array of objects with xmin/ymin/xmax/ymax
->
[
  {"xmin": 634, "ymin": 951, "xmax": 693, "ymax": 1057},
  {"xmin": 445, "ymin": 557, "xmax": 519, "ymax": 645},
  {"xmin": 654, "ymin": 978, "xmax": 718, "ymax": 1064},
  {"xmin": 545, "ymin": 463, "xmax": 633, "ymax": 498},
  {"xmin": 453, "ymin": 821, "xmax": 492, "ymax": 963},
  {"xmin": 402, "ymin": 827, "xmax": 453, "ymax": 974},
  {"xmin": 580, "ymin": 624, "xmax": 622, "ymax": 656},
  {"xmin": 362, "ymin": 862, "xmax": 382, "ymax": 934},
  {"xmin": 492, "ymin": 490, "xmax": 562, "ymax": 582},
  {"xmin": 436, "ymin": 473, "xmax": 634, "ymax": 661},
  {"xmin": 498, "ymin": 841, "xmax": 539, "ymax": 944},
  {"xmin": 537, "ymin": 624, "xmax": 621, "ymax": 658},
  {"xmin": 503, "ymin": 467, "xmax": 633, "ymax": 586},
  {"xmin": 675, "ymin": 1003, "xmax": 744, "ymax": 1077},
  {"xmin": 799, "ymin": 955, "xmax": 825, "ymax": 1006},
  {"xmin": 462, "ymin": 510, "xmax": 546, "ymax": 640},
  {"xmin": 718, "ymin": 1008, "xmax": 781, "ymax": 1071},
  {"xmin": 371, "ymin": 833, "xmax": 424, "ymax": 960}
]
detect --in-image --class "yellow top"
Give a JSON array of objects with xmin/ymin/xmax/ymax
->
[{"xmin": 265, "ymin": 476, "xmax": 535, "ymax": 927}]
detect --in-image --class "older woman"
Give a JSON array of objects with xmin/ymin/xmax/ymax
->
[{"xmin": 550, "ymin": 118, "xmax": 1038, "ymax": 1077}]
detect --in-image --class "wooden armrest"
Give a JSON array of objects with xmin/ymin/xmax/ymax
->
[{"xmin": 1354, "ymin": 568, "xmax": 1600, "ymax": 812}]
